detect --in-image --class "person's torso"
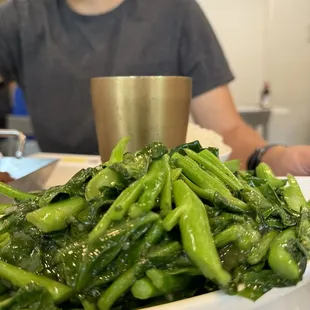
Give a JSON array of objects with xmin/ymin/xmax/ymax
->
[{"xmin": 16, "ymin": 0, "xmax": 185, "ymax": 154}]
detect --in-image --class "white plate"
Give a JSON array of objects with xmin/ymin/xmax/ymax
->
[
  {"xmin": 295, "ymin": 177, "xmax": 310, "ymax": 200},
  {"xmin": 146, "ymin": 177, "xmax": 310, "ymax": 310}
]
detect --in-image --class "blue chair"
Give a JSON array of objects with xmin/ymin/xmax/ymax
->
[
  {"xmin": 10, "ymin": 87, "xmax": 35, "ymax": 141},
  {"xmin": 12, "ymin": 87, "xmax": 28, "ymax": 116},
  {"xmin": 6, "ymin": 87, "xmax": 41, "ymax": 156}
]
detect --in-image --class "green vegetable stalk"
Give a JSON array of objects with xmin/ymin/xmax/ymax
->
[
  {"xmin": 146, "ymin": 268, "xmax": 192, "ymax": 294},
  {"xmin": 108, "ymin": 142, "xmax": 165, "ymax": 182},
  {"xmin": 283, "ymin": 174, "xmax": 307, "ymax": 213},
  {"xmin": 172, "ymin": 180, "xmax": 231, "ymax": 288},
  {"xmin": 209, "ymin": 213, "xmax": 248, "ymax": 235},
  {"xmin": 187, "ymin": 149, "xmax": 243, "ymax": 191},
  {"xmin": 268, "ymin": 228, "xmax": 305, "ymax": 281},
  {"xmin": 247, "ymin": 230, "xmax": 278, "ymax": 265},
  {"xmin": 76, "ymin": 212, "xmax": 159, "ymax": 291},
  {"xmin": 0, "ymin": 182, "xmax": 35, "ymax": 201},
  {"xmin": 297, "ymin": 207, "xmax": 310, "ymax": 258},
  {"xmin": 165, "ymin": 267, "xmax": 201, "ymax": 276},
  {"xmin": 85, "ymin": 137, "xmax": 130, "ymax": 201},
  {"xmin": 93, "ymin": 221, "xmax": 164, "ymax": 288},
  {"xmin": 171, "ymin": 168, "xmax": 182, "ymax": 182},
  {"xmin": 241, "ymin": 187, "xmax": 275, "ymax": 220},
  {"xmin": 224, "ymin": 159, "xmax": 241, "ymax": 173},
  {"xmin": 0, "ymin": 204, "xmax": 14, "ymax": 215},
  {"xmin": 258, "ymin": 183, "xmax": 297, "ymax": 227},
  {"xmin": 0, "ymin": 259, "xmax": 73, "ymax": 303},
  {"xmin": 213, "ymin": 192, "xmax": 250, "ymax": 213},
  {"xmin": 106, "ymin": 136, "xmax": 130, "ymax": 165},
  {"xmin": 84, "ymin": 137, "xmax": 131, "ymax": 201},
  {"xmin": 181, "ymin": 174, "xmax": 250, "ymax": 213},
  {"xmin": 88, "ymin": 179, "xmax": 144, "ymax": 244},
  {"xmin": 26, "ymin": 197, "xmax": 87, "ymax": 233},
  {"xmin": 0, "ymin": 285, "xmax": 59, "ymax": 310},
  {"xmin": 85, "ymin": 167, "xmax": 125, "ymax": 201},
  {"xmin": 171, "ymin": 152, "xmax": 231, "ymax": 197},
  {"xmin": 163, "ymin": 203, "xmax": 187, "ymax": 232},
  {"xmin": 0, "ymin": 232, "xmax": 10, "ymax": 248},
  {"xmin": 131, "ymin": 277, "xmax": 161, "ymax": 300},
  {"xmin": 255, "ymin": 162, "xmax": 286, "ymax": 188},
  {"xmin": 129, "ymin": 157, "xmax": 167, "ymax": 218},
  {"xmin": 180, "ymin": 174, "xmax": 214, "ymax": 201},
  {"xmin": 132, "ymin": 268, "xmax": 193, "ymax": 301},
  {"xmin": 79, "ymin": 295, "xmax": 99, "ymax": 310},
  {"xmin": 97, "ymin": 241, "xmax": 182, "ymax": 310},
  {"xmin": 214, "ymin": 224, "xmax": 261, "ymax": 251},
  {"xmin": 159, "ymin": 155, "xmax": 172, "ymax": 216}
]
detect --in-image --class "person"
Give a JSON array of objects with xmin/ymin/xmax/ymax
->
[
  {"xmin": 0, "ymin": 0, "xmax": 309, "ymax": 176},
  {"xmin": 0, "ymin": 78, "xmax": 12, "ymax": 157},
  {"xmin": 0, "ymin": 79, "xmax": 10, "ymax": 129}
]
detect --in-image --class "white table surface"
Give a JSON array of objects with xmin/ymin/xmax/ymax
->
[
  {"xmin": 30, "ymin": 153, "xmax": 101, "ymax": 188},
  {"xmin": 30, "ymin": 152, "xmax": 310, "ymax": 310}
]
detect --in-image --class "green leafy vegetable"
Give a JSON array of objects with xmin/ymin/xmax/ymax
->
[
  {"xmin": 0, "ymin": 138, "xmax": 307, "ymax": 309},
  {"xmin": 0, "ymin": 284, "xmax": 60, "ymax": 310},
  {"xmin": 26, "ymin": 197, "xmax": 87, "ymax": 233}
]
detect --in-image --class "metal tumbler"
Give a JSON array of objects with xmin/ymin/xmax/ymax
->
[{"xmin": 91, "ymin": 76, "xmax": 192, "ymax": 161}]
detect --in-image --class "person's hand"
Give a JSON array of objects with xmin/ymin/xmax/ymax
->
[
  {"xmin": 263, "ymin": 145, "xmax": 310, "ymax": 176},
  {"xmin": 0, "ymin": 172, "xmax": 14, "ymax": 183}
]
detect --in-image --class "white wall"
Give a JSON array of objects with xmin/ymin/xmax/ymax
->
[
  {"xmin": 264, "ymin": 0, "xmax": 310, "ymax": 144},
  {"xmin": 196, "ymin": 0, "xmax": 268, "ymax": 106},
  {"xmin": 196, "ymin": 0, "xmax": 310, "ymax": 144}
]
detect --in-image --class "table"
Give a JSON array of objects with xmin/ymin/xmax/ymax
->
[
  {"xmin": 239, "ymin": 109, "xmax": 271, "ymax": 140},
  {"xmin": 237, "ymin": 106, "xmax": 290, "ymax": 141}
]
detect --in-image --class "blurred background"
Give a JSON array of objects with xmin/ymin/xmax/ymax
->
[
  {"xmin": 196, "ymin": 0, "xmax": 310, "ymax": 145},
  {"xmin": 0, "ymin": 0, "xmax": 309, "ymax": 155}
]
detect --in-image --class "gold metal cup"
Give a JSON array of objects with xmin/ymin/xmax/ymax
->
[{"xmin": 91, "ymin": 76, "xmax": 192, "ymax": 161}]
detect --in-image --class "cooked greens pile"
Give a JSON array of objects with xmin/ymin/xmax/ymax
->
[{"xmin": 0, "ymin": 137, "xmax": 309, "ymax": 310}]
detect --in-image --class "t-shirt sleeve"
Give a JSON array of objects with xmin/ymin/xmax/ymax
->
[
  {"xmin": 179, "ymin": 0, "xmax": 234, "ymax": 97},
  {"xmin": 0, "ymin": 1, "xmax": 19, "ymax": 83}
]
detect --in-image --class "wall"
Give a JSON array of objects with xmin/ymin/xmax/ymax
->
[
  {"xmin": 197, "ymin": 0, "xmax": 310, "ymax": 144},
  {"xmin": 264, "ymin": 0, "xmax": 310, "ymax": 144},
  {"xmin": 196, "ymin": 0, "xmax": 268, "ymax": 106}
]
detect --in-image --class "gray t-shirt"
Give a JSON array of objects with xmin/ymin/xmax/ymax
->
[{"xmin": 0, "ymin": 0, "xmax": 234, "ymax": 154}]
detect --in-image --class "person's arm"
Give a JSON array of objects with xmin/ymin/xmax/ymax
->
[
  {"xmin": 178, "ymin": 1, "xmax": 283, "ymax": 169},
  {"xmin": 0, "ymin": 0, "xmax": 19, "ymax": 84},
  {"xmin": 191, "ymin": 85, "xmax": 285, "ymax": 168}
]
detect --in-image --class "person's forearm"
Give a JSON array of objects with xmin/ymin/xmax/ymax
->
[
  {"xmin": 222, "ymin": 122, "xmax": 266, "ymax": 169},
  {"xmin": 191, "ymin": 86, "xmax": 286, "ymax": 171},
  {"xmin": 223, "ymin": 121, "xmax": 286, "ymax": 170}
]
